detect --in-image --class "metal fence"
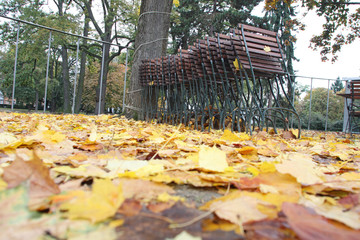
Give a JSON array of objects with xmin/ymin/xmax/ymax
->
[
  {"xmin": 0, "ymin": 15, "xmax": 131, "ymax": 115},
  {"xmin": 0, "ymin": 15, "xmax": 356, "ymax": 133}
]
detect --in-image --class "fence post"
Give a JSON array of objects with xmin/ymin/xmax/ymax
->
[
  {"xmin": 308, "ymin": 78, "xmax": 313, "ymax": 130},
  {"xmin": 342, "ymin": 79, "xmax": 351, "ymax": 132},
  {"xmin": 72, "ymin": 38, "xmax": 80, "ymax": 114},
  {"xmin": 98, "ymin": 43, "xmax": 106, "ymax": 115},
  {"xmin": 11, "ymin": 23, "xmax": 20, "ymax": 111},
  {"xmin": 291, "ymin": 76, "xmax": 296, "ymax": 128},
  {"xmin": 325, "ymin": 79, "xmax": 331, "ymax": 131},
  {"xmin": 44, "ymin": 31, "xmax": 52, "ymax": 113},
  {"xmin": 122, "ymin": 49, "xmax": 129, "ymax": 113}
]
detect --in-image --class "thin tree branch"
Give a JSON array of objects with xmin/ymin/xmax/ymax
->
[
  {"xmin": 83, "ymin": 0, "xmax": 104, "ymax": 38},
  {"xmin": 111, "ymin": 34, "xmax": 132, "ymax": 42}
]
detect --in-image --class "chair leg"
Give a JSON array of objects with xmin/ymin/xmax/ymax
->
[{"xmin": 349, "ymin": 113, "xmax": 353, "ymax": 135}]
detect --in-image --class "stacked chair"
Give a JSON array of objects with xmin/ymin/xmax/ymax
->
[{"xmin": 140, "ymin": 24, "xmax": 300, "ymax": 135}]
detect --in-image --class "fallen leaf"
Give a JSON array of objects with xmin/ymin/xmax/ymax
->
[
  {"xmin": 0, "ymin": 183, "xmax": 32, "ymax": 225},
  {"xmin": 264, "ymin": 46, "xmax": 271, "ymax": 52},
  {"xmin": 275, "ymin": 153, "xmax": 323, "ymax": 185},
  {"xmin": 170, "ymin": 231, "xmax": 201, "ymax": 240},
  {"xmin": 282, "ymin": 202, "xmax": 360, "ymax": 240},
  {"xmin": 60, "ymin": 179, "xmax": 124, "ymax": 223},
  {"xmin": 3, "ymin": 152, "xmax": 60, "ymax": 202},
  {"xmin": 300, "ymin": 195, "xmax": 360, "ymax": 229},
  {"xmin": 118, "ymin": 199, "xmax": 142, "ymax": 216},
  {"xmin": 211, "ymin": 196, "xmax": 269, "ymax": 225},
  {"xmin": 198, "ymin": 146, "xmax": 228, "ymax": 172},
  {"xmin": 220, "ymin": 129, "xmax": 242, "ymax": 142},
  {"xmin": 147, "ymin": 201, "xmax": 176, "ymax": 213}
]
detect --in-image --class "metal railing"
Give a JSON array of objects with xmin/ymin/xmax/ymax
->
[
  {"xmin": 292, "ymin": 75, "xmax": 355, "ymax": 132},
  {"xmin": 0, "ymin": 15, "xmax": 131, "ymax": 115},
  {"xmin": 0, "ymin": 15, "xmax": 356, "ymax": 133}
]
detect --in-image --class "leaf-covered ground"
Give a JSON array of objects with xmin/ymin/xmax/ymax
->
[{"xmin": 1, "ymin": 112, "xmax": 360, "ymax": 239}]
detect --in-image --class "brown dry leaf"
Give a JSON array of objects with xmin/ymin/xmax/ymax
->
[
  {"xmin": 119, "ymin": 179, "xmax": 174, "ymax": 201},
  {"xmin": 118, "ymin": 199, "xmax": 142, "ymax": 216},
  {"xmin": 282, "ymin": 130, "xmax": 296, "ymax": 139},
  {"xmin": 3, "ymin": 152, "xmax": 60, "ymax": 201},
  {"xmin": 300, "ymin": 194, "xmax": 360, "ymax": 229},
  {"xmin": 282, "ymin": 202, "xmax": 360, "ymax": 240},
  {"xmin": 147, "ymin": 201, "xmax": 176, "ymax": 213},
  {"xmin": 210, "ymin": 196, "xmax": 269, "ymax": 225}
]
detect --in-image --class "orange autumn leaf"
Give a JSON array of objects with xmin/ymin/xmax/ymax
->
[{"xmin": 2, "ymin": 152, "xmax": 60, "ymax": 200}]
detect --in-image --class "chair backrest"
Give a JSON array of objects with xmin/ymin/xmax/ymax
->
[
  {"xmin": 233, "ymin": 24, "xmax": 285, "ymax": 76},
  {"xmin": 351, "ymin": 80, "xmax": 360, "ymax": 100}
]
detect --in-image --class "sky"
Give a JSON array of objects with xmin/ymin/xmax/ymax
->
[
  {"xmin": 254, "ymin": 2, "xmax": 360, "ymax": 89},
  {"xmin": 292, "ymin": 9, "xmax": 360, "ymax": 88}
]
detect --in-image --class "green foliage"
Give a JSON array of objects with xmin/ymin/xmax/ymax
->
[
  {"xmin": 169, "ymin": 0, "xmax": 262, "ymax": 53},
  {"xmin": 81, "ymin": 61, "xmax": 125, "ymax": 113},
  {"xmin": 331, "ymin": 77, "xmax": 344, "ymax": 93},
  {"xmin": 305, "ymin": 0, "xmax": 360, "ymax": 62},
  {"xmin": 295, "ymin": 87, "xmax": 345, "ymax": 131},
  {"xmin": 266, "ymin": 0, "xmax": 360, "ymax": 62},
  {"xmin": 0, "ymin": 0, "xmax": 81, "ymax": 111}
]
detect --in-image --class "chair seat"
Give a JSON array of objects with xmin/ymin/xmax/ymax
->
[{"xmin": 351, "ymin": 111, "xmax": 360, "ymax": 116}]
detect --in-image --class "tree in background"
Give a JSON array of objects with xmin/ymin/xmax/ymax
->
[
  {"xmin": 0, "ymin": 0, "xmax": 49, "ymax": 109},
  {"xmin": 81, "ymin": 61, "xmax": 125, "ymax": 113},
  {"xmin": 265, "ymin": 0, "xmax": 360, "ymax": 62},
  {"xmin": 263, "ymin": 0, "xmax": 304, "ymax": 76},
  {"xmin": 74, "ymin": 0, "xmax": 135, "ymax": 114},
  {"xmin": 331, "ymin": 77, "xmax": 344, "ymax": 93},
  {"xmin": 296, "ymin": 87, "xmax": 344, "ymax": 131},
  {"xmin": 170, "ymin": 0, "xmax": 262, "ymax": 53}
]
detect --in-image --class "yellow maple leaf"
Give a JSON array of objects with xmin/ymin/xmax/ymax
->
[
  {"xmin": 341, "ymin": 172, "xmax": 360, "ymax": 181},
  {"xmin": 198, "ymin": 146, "xmax": 228, "ymax": 172},
  {"xmin": 0, "ymin": 132, "xmax": 18, "ymax": 147},
  {"xmin": 60, "ymin": 179, "xmax": 124, "ymax": 223},
  {"xmin": 88, "ymin": 123, "xmax": 98, "ymax": 142},
  {"xmin": 233, "ymin": 58, "xmax": 240, "ymax": 71},
  {"xmin": 259, "ymin": 161, "xmax": 276, "ymax": 173},
  {"xmin": 220, "ymin": 129, "xmax": 242, "ymax": 142},
  {"xmin": 264, "ymin": 46, "xmax": 271, "ymax": 52},
  {"xmin": 247, "ymin": 166, "xmax": 260, "ymax": 176},
  {"xmin": 173, "ymin": 0, "xmax": 180, "ymax": 7},
  {"xmin": 157, "ymin": 192, "xmax": 182, "ymax": 202},
  {"xmin": 275, "ymin": 153, "xmax": 323, "ymax": 185}
]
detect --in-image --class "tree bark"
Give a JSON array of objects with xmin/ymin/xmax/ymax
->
[
  {"xmin": 61, "ymin": 46, "xmax": 71, "ymax": 112},
  {"xmin": 74, "ymin": 13, "xmax": 90, "ymax": 113},
  {"xmin": 95, "ymin": 40, "xmax": 110, "ymax": 114},
  {"xmin": 127, "ymin": 0, "xmax": 173, "ymax": 119},
  {"xmin": 78, "ymin": 0, "xmax": 126, "ymax": 114},
  {"xmin": 55, "ymin": 0, "xmax": 71, "ymax": 113}
]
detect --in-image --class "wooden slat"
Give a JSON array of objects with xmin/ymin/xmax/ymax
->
[{"xmin": 240, "ymin": 24, "xmax": 277, "ymax": 37}]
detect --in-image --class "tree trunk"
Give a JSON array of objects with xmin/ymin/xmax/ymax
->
[
  {"xmin": 35, "ymin": 90, "xmax": 39, "ymax": 111},
  {"xmin": 61, "ymin": 45, "xmax": 71, "ymax": 113},
  {"xmin": 74, "ymin": 14, "xmax": 90, "ymax": 113},
  {"xmin": 56, "ymin": 0, "xmax": 71, "ymax": 113},
  {"xmin": 95, "ymin": 40, "xmax": 110, "ymax": 115},
  {"xmin": 127, "ymin": 0, "xmax": 173, "ymax": 119}
]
